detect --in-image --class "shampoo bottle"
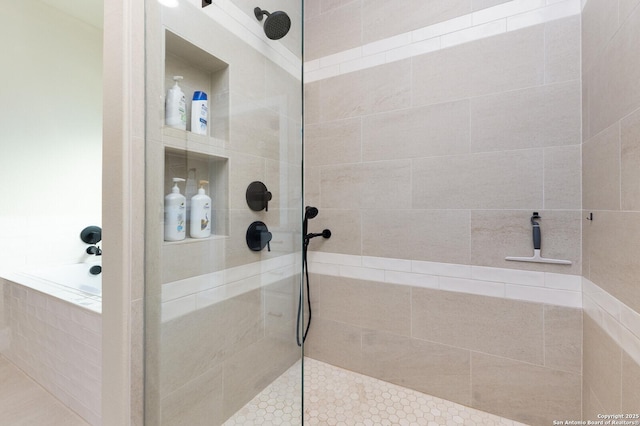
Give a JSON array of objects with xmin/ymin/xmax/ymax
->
[
  {"xmin": 190, "ymin": 91, "xmax": 208, "ymax": 135},
  {"xmin": 165, "ymin": 178, "xmax": 186, "ymax": 241},
  {"xmin": 165, "ymin": 76, "xmax": 187, "ymax": 130},
  {"xmin": 190, "ymin": 180, "xmax": 212, "ymax": 238}
]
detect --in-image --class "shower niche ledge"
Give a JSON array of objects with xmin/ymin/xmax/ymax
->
[
  {"xmin": 164, "ymin": 29, "xmax": 229, "ymax": 142},
  {"xmin": 164, "ymin": 147, "xmax": 229, "ymax": 243}
]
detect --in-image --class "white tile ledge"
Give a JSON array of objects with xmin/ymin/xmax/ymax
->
[
  {"xmin": 583, "ymin": 277, "xmax": 640, "ymax": 366},
  {"xmin": 307, "ymin": 251, "xmax": 582, "ymax": 308}
]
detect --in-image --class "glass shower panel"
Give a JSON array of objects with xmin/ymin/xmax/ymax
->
[{"xmin": 143, "ymin": 1, "xmax": 303, "ymax": 424}]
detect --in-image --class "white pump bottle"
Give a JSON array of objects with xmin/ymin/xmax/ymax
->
[
  {"xmin": 165, "ymin": 76, "xmax": 187, "ymax": 130},
  {"xmin": 190, "ymin": 180, "xmax": 212, "ymax": 238},
  {"xmin": 165, "ymin": 178, "xmax": 186, "ymax": 241}
]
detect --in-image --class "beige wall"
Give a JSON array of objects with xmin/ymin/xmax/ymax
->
[
  {"xmin": 305, "ymin": 13, "xmax": 582, "ymax": 276},
  {"xmin": 304, "ymin": 0, "xmax": 512, "ymax": 60},
  {"xmin": 143, "ymin": 2, "xmax": 303, "ymax": 424},
  {"xmin": 305, "ymin": 274, "xmax": 582, "ymax": 425},
  {"xmin": 303, "ymin": 1, "xmax": 584, "ymax": 423},
  {"xmin": 581, "ymin": 0, "xmax": 640, "ymax": 419}
]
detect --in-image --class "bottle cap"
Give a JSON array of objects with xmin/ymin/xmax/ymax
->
[{"xmin": 193, "ymin": 91, "xmax": 207, "ymax": 101}]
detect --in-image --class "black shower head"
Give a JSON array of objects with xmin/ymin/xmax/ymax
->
[
  {"xmin": 305, "ymin": 206, "xmax": 319, "ymax": 220},
  {"xmin": 254, "ymin": 7, "xmax": 291, "ymax": 40}
]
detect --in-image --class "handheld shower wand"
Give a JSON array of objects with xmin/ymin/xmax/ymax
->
[{"xmin": 297, "ymin": 206, "xmax": 331, "ymax": 347}]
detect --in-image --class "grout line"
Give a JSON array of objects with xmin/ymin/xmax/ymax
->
[
  {"xmin": 542, "ymin": 305, "xmax": 547, "ymax": 367},
  {"xmin": 618, "ymin": 120, "xmax": 623, "ymax": 211}
]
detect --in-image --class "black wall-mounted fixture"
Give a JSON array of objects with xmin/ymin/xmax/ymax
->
[
  {"xmin": 202, "ymin": 0, "xmax": 212, "ymax": 7},
  {"xmin": 254, "ymin": 7, "xmax": 291, "ymax": 40},
  {"xmin": 246, "ymin": 221, "xmax": 272, "ymax": 252},
  {"xmin": 80, "ymin": 226, "xmax": 102, "ymax": 245},
  {"xmin": 246, "ymin": 181, "xmax": 272, "ymax": 211}
]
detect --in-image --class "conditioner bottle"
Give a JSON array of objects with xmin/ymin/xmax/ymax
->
[
  {"xmin": 190, "ymin": 180, "xmax": 212, "ymax": 238},
  {"xmin": 165, "ymin": 178, "xmax": 186, "ymax": 241}
]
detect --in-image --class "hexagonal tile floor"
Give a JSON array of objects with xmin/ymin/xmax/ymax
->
[{"xmin": 224, "ymin": 357, "xmax": 528, "ymax": 425}]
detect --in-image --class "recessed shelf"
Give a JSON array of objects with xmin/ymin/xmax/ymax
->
[
  {"xmin": 164, "ymin": 147, "xmax": 229, "ymax": 241},
  {"xmin": 162, "ymin": 127, "xmax": 226, "ymax": 156},
  {"xmin": 163, "ymin": 234, "xmax": 228, "ymax": 246},
  {"xmin": 164, "ymin": 30, "xmax": 229, "ymax": 141}
]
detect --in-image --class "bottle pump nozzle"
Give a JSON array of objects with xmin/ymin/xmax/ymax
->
[
  {"xmin": 198, "ymin": 180, "xmax": 209, "ymax": 194},
  {"xmin": 172, "ymin": 177, "xmax": 185, "ymax": 193}
]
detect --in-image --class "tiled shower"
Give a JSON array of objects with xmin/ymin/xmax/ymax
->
[
  {"xmin": 302, "ymin": 0, "xmax": 640, "ymax": 424},
  {"xmin": 1, "ymin": 0, "xmax": 639, "ymax": 425}
]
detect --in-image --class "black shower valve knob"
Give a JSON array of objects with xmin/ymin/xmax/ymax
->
[
  {"xmin": 246, "ymin": 181, "xmax": 272, "ymax": 212},
  {"xmin": 246, "ymin": 221, "xmax": 273, "ymax": 252}
]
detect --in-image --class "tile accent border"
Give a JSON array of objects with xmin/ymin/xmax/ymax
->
[
  {"xmin": 305, "ymin": 0, "xmax": 581, "ymax": 83},
  {"xmin": 161, "ymin": 253, "xmax": 300, "ymax": 322},
  {"xmin": 307, "ymin": 251, "xmax": 582, "ymax": 308},
  {"xmin": 583, "ymin": 278, "xmax": 640, "ymax": 366},
  {"xmin": 159, "ymin": 251, "xmax": 640, "ymax": 368}
]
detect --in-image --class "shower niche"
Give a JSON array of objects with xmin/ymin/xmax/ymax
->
[
  {"xmin": 163, "ymin": 147, "xmax": 229, "ymax": 242},
  {"xmin": 164, "ymin": 30, "xmax": 229, "ymax": 141},
  {"xmin": 161, "ymin": 30, "xmax": 230, "ymax": 243}
]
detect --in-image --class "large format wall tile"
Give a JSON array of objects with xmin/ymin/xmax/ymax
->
[
  {"xmin": 469, "ymin": 81, "xmax": 581, "ymax": 153},
  {"xmin": 305, "ymin": 273, "xmax": 584, "ymax": 425},
  {"xmin": 472, "ymin": 0, "xmax": 510, "ymax": 10},
  {"xmin": 621, "ymin": 107, "xmax": 640, "ymax": 211},
  {"xmin": 305, "ymin": 118, "xmax": 362, "ymax": 167},
  {"xmin": 320, "ymin": 160, "xmax": 412, "ymax": 210},
  {"xmin": 545, "ymin": 16, "xmax": 581, "ymax": 84},
  {"xmin": 304, "ymin": 1, "xmax": 361, "ymax": 61},
  {"xmin": 362, "ymin": 209, "xmax": 471, "ymax": 264},
  {"xmin": 222, "ymin": 334, "xmax": 300, "ymax": 420},
  {"xmin": 362, "ymin": 100, "xmax": 470, "ymax": 161},
  {"xmin": 544, "ymin": 305, "xmax": 582, "ymax": 374},
  {"xmin": 585, "ymin": 4, "xmax": 640, "ymax": 137},
  {"xmin": 160, "ymin": 366, "xmax": 224, "ymax": 426},
  {"xmin": 581, "ymin": 0, "xmax": 619, "ymax": 72},
  {"xmin": 622, "ymin": 352, "xmax": 640, "ymax": 413},
  {"xmin": 412, "ymin": 26, "xmax": 544, "ymax": 106},
  {"xmin": 304, "ymin": 81, "xmax": 322, "ymax": 125},
  {"xmin": 316, "ymin": 276, "xmax": 411, "ymax": 335},
  {"xmin": 471, "ymin": 352, "xmax": 581, "ymax": 426},
  {"xmin": 583, "ymin": 315, "xmax": 622, "ymax": 412},
  {"xmin": 362, "ymin": 0, "xmax": 472, "ymax": 44},
  {"xmin": 318, "ymin": 60, "xmax": 412, "ymax": 121},
  {"xmin": 544, "ymin": 145, "xmax": 582, "ymax": 210},
  {"xmin": 583, "ymin": 385, "xmax": 607, "ymax": 422},
  {"xmin": 360, "ymin": 331, "xmax": 471, "ymax": 406},
  {"xmin": 587, "ymin": 211, "xmax": 640, "ymax": 313},
  {"xmin": 304, "ymin": 316, "xmax": 363, "ymax": 373},
  {"xmin": 582, "ymin": 123, "xmax": 621, "ymax": 211},
  {"xmin": 412, "ymin": 288, "xmax": 544, "ymax": 365},
  {"xmin": 160, "ymin": 290, "xmax": 263, "ymax": 395},
  {"xmin": 413, "ymin": 150, "xmax": 543, "ymax": 210}
]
